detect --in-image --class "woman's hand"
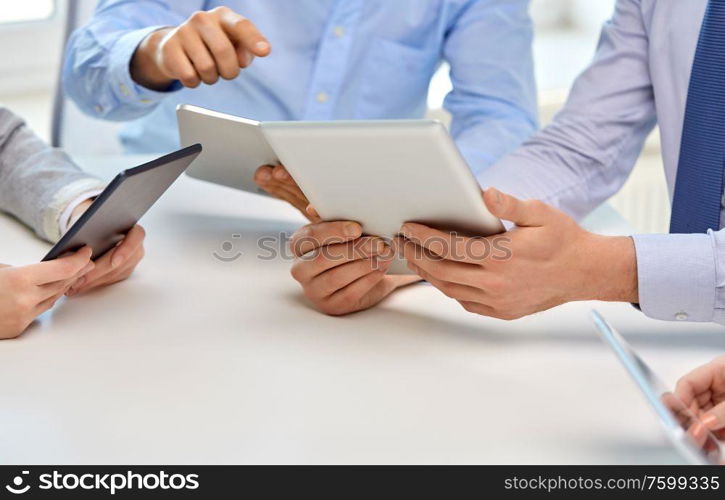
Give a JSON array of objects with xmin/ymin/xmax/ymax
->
[
  {"xmin": 66, "ymin": 225, "xmax": 146, "ymax": 296},
  {"xmin": 0, "ymin": 247, "xmax": 94, "ymax": 339},
  {"xmin": 675, "ymin": 356, "xmax": 725, "ymax": 440}
]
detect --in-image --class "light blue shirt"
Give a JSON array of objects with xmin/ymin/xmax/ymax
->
[
  {"xmin": 63, "ymin": 0, "xmax": 538, "ymax": 175},
  {"xmin": 481, "ymin": 0, "xmax": 725, "ymax": 325}
]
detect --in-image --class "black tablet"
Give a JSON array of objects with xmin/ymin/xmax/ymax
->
[{"xmin": 43, "ymin": 144, "xmax": 202, "ymax": 261}]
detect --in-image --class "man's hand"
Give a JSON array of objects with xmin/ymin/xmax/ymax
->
[
  {"xmin": 131, "ymin": 6, "xmax": 271, "ymax": 90},
  {"xmin": 255, "ymin": 165, "xmax": 317, "ymax": 222},
  {"xmin": 675, "ymin": 357, "xmax": 725, "ymax": 441},
  {"xmin": 399, "ymin": 188, "xmax": 639, "ymax": 320},
  {"xmin": 0, "ymin": 248, "xmax": 94, "ymax": 339},
  {"xmin": 290, "ymin": 221, "xmax": 419, "ymax": 316}
]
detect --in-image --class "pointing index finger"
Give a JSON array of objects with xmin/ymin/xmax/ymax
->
[{"xmin": 218, "ymin": 12, "xmax": 271, "ymax": 58}]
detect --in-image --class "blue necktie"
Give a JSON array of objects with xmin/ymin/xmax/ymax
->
[{"xmin": 670, "ymin": 0, "xmax": 725, "ymax": 234}]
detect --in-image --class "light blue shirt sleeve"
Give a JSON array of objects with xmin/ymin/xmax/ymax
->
[
  {"xmin": 479, "ymin": 0, "xmax": 725, "ymax": 325},
  {"xmin": 444, "ymin": 0, "xmax": 538, "ymax": 174},
  {"xmin": 632, "ymin": 232, "xmax": 722, "ymax": 323},
  {"xmin": 62, "ymin": 0, "xmax": 192, "ymax": 121}
]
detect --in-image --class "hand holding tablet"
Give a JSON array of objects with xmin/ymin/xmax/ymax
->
[
  {"xmin": 44, "ymin": 145, "xmax": 201, "ymax": 262},
  {"xmin": 0, "ymin": 249, "xmax": 94, "ymax": 339},
  {"xmin": 288, "ymin": 220, "xmax": 421, "ymax": 316},
  {"xmin": 261, "ymin": 119, "xmax": 503, "ymax": 274},
  {"xmin": 261, "ymin": 120, "xmax": 504, "ymax": 315},
  {"xmin": 44, "ymin": 145, "xmax": 202, "ymax": 295},
  {"xmin": 254, "ymin": 164, "xmax": 315, "ymax": 222},
  {"xmin": 177, "ymin": 106, "xmax": 504, "ymax": 315},
  {"xmin": 592, "ymin": 310, "xmax": 724, "ymax": 465}
]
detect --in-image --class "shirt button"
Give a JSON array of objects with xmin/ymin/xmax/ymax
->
[
  {"xmin": 675, "ymin": 312, "xmax": 689, "ymax": 321},
  {"xmin": 94, "ymin": 105, "xmax": 103, "ymax": 114},
  {"xmin": 119, "ymin": 84, "xmax": 130, "ymax": 96},
  {"xmin": 316, "ymin": 92, "xmax": 329, "ymax": 103},
  {"xmin": 333, "ymin": 26, "xmax": 345, "ymax": 38}
]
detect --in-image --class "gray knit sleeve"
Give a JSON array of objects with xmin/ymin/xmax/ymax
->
[{"xmin": 0, "ymin": 107, "xmax": 105, "ymax": 242}]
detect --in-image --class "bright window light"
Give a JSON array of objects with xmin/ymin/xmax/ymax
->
[{"xmin": 0, "ymin": 1, "xmax": 55, "ymax": 24}]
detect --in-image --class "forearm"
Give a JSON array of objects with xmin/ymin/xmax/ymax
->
[
  {"xmin": 0, "ymin": 108, "xmax": 104, "ymax": 242},
  {"xmin": 574, "ymin": 234, "xmax": 639, "ymax": 304}
]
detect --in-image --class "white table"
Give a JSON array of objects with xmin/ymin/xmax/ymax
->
[{"xmin": 0, "ymin": 156, "xmax": 723, "ymax": 465}]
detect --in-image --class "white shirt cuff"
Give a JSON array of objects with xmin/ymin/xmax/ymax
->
[
  {"xmin": 59, "ymin": 189, "xmax": 103, "ymax": 236},
  {"xmin": 631, "ymin": 232, "xmax": 717, "ymax": 323}
]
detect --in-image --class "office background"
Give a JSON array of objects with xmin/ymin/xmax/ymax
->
[{"xmin": 0, "ymin": 0, "xmax": 668, "ymax": 233}]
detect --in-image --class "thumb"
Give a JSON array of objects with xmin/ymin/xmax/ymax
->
[
  {"xmin": 701, "ymin": 402, "xmax": 725, "ymax": 431},
  {"xmin": 483, "ymin": 188, "xmax": 551, "ymax": 227}
]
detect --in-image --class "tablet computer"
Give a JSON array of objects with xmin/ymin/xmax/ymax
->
[
  {"xmin": 260, "ymin": 120, "xmax": 504, "ymax": 274},
  {"xmin": 43, "ymin": 144, "xmax": 202, "ymax": 261},
  {"xmin": 591, "ymin": 310, "xmax": 723, "ymax": 465},
  {"xmin": 177, "ymin": 104, "xmax": 277, "ymax": 195}
]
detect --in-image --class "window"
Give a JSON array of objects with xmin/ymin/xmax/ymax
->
[
  {"xmin": 0, "ymin": 0, "xmax": 64, "ymax": 97},
  {"xmin": 0, "ymin": 2, "xmax": 56, "ymax": 24}
]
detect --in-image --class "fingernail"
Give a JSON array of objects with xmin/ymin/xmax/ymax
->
[
  {"xmin": 344, "ymin": 222, "xmax": 361, "ymax": 238},
  {"xmin": 258, "ymin": 169, "xmax": 271, "ymax": 182},
  {"xmin": 307, "ymin": 205, "xmax": 319, "ymax": 220},
  {"xmin": 400, "ymin": 224, "xmax": 412, "ymax": 237},
  {"xmin": 255, "ymin": 41, "xmax": 269, "ymax": 52},
  {"xmin": 691, "ymin": 421, "xmax": 705, "ymax": 439},
  {"xmin": 702, "ymin": 413, "xmax": 720, "ymax": 429},
  {"xmin": 273, "ymin": 168, "xmax": 288, "ymax": 180}
]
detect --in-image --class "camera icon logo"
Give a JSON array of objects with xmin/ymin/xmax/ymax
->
[{"xmin": 6, "ymin": 471, "xmax": 30, "ymax": 495}]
